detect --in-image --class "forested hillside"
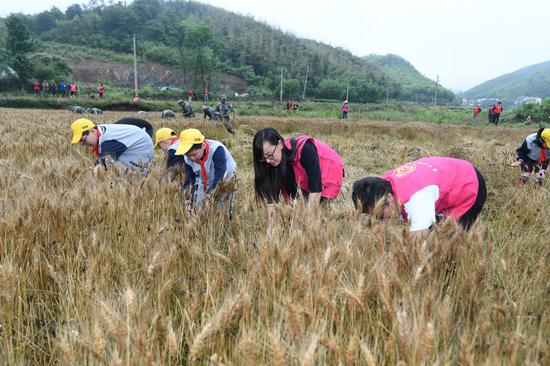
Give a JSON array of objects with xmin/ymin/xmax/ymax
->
[
  {"xmin": 366, "ymin": 54, "xmax": 455, "ymax": 103},
  {"xmin": 0, "ymin": 0, "xmax": 456, "ymax": 103},
  {"xmin": 462, "ymin": 60, "xmax": 550, "ymax": 105}
]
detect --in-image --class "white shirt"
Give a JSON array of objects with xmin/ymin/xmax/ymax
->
[{"xmin": 403, "ymin": 185, "xmax": 440, "ymax": 232}]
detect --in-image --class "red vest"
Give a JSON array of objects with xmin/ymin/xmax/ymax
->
[
  {"xmin": 284, "ymin": 135, "xmax": 344, "ymax": 199},
  {"xmin": 493, "ymin": 105, "xmax": 502, "ymax": 113},
  {"xmin": 381, "ymin": 157, "xmax": 478, "ymax": 220}
]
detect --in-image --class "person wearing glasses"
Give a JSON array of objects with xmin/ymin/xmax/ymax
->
[
  {"xmin": 252, "ymin": 127, "xmax": 344, "ymax": 229},
  {"xmin": 352, "ymin": 157, "xmax": 486, "ymax": 239},
  {"xmin": 175, "ymin": 128, "xmax": 237, "ymax": 217},
  {"xmin": 70, "ymin": 118, "xmax": 153, "ymax": 176}
]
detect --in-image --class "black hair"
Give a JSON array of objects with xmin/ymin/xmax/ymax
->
[
  {"xmin": 351, "ymin": 177, "xmax": 393, "ymax": 214},
  {"xmin": 252, "ymin": 127, "xmax": 298, "ymax": 202},
  {"xmin": 188, "ymin": 143, "xmax": 203, "ymax": 153}
]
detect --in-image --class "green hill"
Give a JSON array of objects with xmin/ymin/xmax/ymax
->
[
  {"xmin": 366, "ymin": 54, "xmax": 456, "ymax": 104},
  {"xmin": 0, "ymin": 0, "xmax": 455, "ymax": 103},
  {"xmin": 462, "ymin": 60, "xmax": 550, "ymax": 105}
]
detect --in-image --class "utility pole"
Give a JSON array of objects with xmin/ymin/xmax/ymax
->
[
  {"xmin": 302, "ymin": 64, "xmax": 309, "ymax": 101},
  {"xmin": 279, "ymin": 68, "xmax": 284, "ymax": 103},
  {"xmin": 346, "ymin": 80, "xmax": 350, "ymax": 101},
  {"xmin": 133, "ymin": 34, "xmax": 138, "ymax": 94},
  {"xmin": 386, "ymin": 86, "xmax": 390, "ymax": 105},
  {"xmin": 433, "ymin": 74, "xmax": 439, "ymax": 106}
]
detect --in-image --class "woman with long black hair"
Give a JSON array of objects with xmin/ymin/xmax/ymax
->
[{"xmin": 252, "ymin": 127, "xmax": 344, "ymax": 228}]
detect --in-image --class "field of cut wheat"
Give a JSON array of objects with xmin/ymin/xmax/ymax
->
[{"xmin": 1, "ymin": 107, "xmax": 549, "ymax": 365}]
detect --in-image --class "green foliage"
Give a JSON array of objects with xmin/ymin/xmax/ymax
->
[
  {"xmin": 315, "ymin": 79, "xmax": 346, "ymax": 100},
  {"xmin": 512, "ymin": 98, "xmax": 550, "ymax": 124},
  {"xmin": 5, "ymin": 15, "xmax": 35, "ymax": 87},
  {"xmin": 142, "ymin": 42, "xmax": 180, "ymax": 67},
  {"xmin": 462, "ymin": 61, "xmax": 550, "ymax": 105},
  {"xmin": 29, "ymin": 53, "xmax": 71, "ymax": 81},
  {"xmin": 367, "ymin": 54, "xmax": 456, "ymax": 104},
  {"xmin": 6, "ymin": 15, "xmax": 34, "ymax": 53},
  {"xmin": 13, "ymin": 1, "xmax": 457, "ymax": 103},
  {"xmin": 180, "ymin": 19, "xmax": 222, "ymax": 90}
]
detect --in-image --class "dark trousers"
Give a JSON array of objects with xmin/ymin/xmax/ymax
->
[
  {"xmin": 493, "ymin": 113, "xmax": 500, "ymax": 125},
  {"xmin": 342, "ymin": 111, "xmax": 348, "ymax": 119},
  {"xmin": 458, "ymin": 167, "xmax": 487, "ymax": 230}
]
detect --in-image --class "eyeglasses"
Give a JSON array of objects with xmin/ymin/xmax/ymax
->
[{"xmin": 259, "ymin": 143, "xmax": 278, "ymax": 163}]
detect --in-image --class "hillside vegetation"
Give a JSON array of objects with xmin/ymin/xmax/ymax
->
[
  {"xmin": 463, "ymin": 60, "xmax": 550, "ymax": 105},
  {"xmin": 0, "ymin": 0, "xmax": 456, "ymax": 103},
  {"xmin": 366, "ymin": 54, "xmax": 456, "ymax": 104}
]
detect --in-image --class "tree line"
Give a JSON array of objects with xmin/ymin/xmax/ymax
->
[{"xmin": 0, "ymin": 0, "xmax": 456, "ymax": 103}]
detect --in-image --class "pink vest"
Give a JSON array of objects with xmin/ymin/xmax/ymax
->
[
  {"xmin": 342, "ymin": 103, "xmax": 348, "ymax": 112},
  {"xmin": 284, "ymin": 135, "xmax": 344, "ymax": 199},
  {"xmin": 382, "ymin": 157, "xmax": 478, "ymax": 220}
]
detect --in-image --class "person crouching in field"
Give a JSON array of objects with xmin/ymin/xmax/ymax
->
[
  {"xmin": 253, "ymin": 127, "xmax": 344, "ymax": 230},
  {"xmin": 71, "ymin": 118, "xmax": 154, "ymax": 177},
  {"xmin": 154, "ymin": 127, "xmax": 185, "ymax": 170},
  {"xmin": 352, "ymin": 157, "xmax": 487, "ymax": 238},
  {"xmin": 513, "ymin": 128, "xmax": 550, "ymax": 187},
  {"xmin": 175, "ymin": 129, "xmax": 237, "ymax": 218}
]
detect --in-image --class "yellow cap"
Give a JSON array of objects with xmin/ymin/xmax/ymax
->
[
  {"xmin": 175, "ymin": 128, "xmax": 205, "ymax": 155},
  {"xmin": 541, "ymin": 129, "xmax": 550, "ymax": 146},
  {"xmin": 154, "ymin": 127, "xmax": 176, "ymax": 148},
  {"xmin": 71, "ymin": 118, "xmax": 96, "ymax": 144}
]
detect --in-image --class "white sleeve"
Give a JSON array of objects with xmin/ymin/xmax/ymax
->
[{"xmin": 403, "ymin": 185, "xmax": 439, "ymax": 232}]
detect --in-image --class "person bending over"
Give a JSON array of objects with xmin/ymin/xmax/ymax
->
[
  {"xmin": 253, "ymin": 127, "xmax": 344, "ymax": 229},
  {"xmin": 71, "ymin": 118, "xmax": 153, "ymax": 176},
  {"xmin": 514, "ymin": 128, "xmax": 550, "ymax": 187},
  {"xmin": 352, "ymin": 157, "xmax": 486, "ymax": 239}
]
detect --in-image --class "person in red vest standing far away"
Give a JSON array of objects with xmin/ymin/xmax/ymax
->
[
  {"xmin": 342, "ymin": 100, "xmax": 349, "ymax": 119},
  {"xmin": 98, "ymin": 83, "xmax": 105, "ymax": 98},
  {"xmin": 492, "ymin": 101, "xmax": 503, "ymax": 125},
  {"xmin": 473, "ymin": 104, "xmax": 481, "ymax": 123},
  {"xmin": 187, "ymin": 88, "xmax": 193, "ymax": 102},
  {"xmin": 33, "ymin": 80, "xmax": 40, "ymax": 96},
  {"xmin": 204, "ymin": 89, "xmax": 209, "ymax": 102},
  {"xmin": 352, "ymin": 157, "xmax": 487, "ymax": 239},
  {"xmin": 252, "ymin": 127, "xmax": 344, "ymax": 231}
]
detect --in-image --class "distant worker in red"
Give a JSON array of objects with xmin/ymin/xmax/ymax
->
[
  {"xmin": 204, "ymin": 89, "xmax": 209, "ymax": 102},
  {"xmin": 98, "ymin": 83, "xmax": 105, "ymax": 98},
  {"xmin": 473, "ymin": 104, "xmax": 481, "ymax": 123},
  {"xmin": 286, "ymin": 100, "xmax": 293, "ymax": 111},
  {"xmin": 33, "ymin": 80, "xmax": 40, "ymax": 96},
  {"xmin": 187, "ymin": 88, "xmax": 193, "ymax": 102},
  {"xmin": 488, "ymin": 104, "xmax": 494, "ymax": 124},
  {"xmin": 70, "ymin": 82, "xmax": 78, "ymax": 98},
  {"xmin": 342, "ymin": 100, "xmax": 349, "ymax": 119},
  {"xmin": 492, "ymin": 101, "xmax": 503, "ymax": 125}
]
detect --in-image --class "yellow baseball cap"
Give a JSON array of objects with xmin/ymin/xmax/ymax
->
[
  {"xmin": 71, "ymin": 118, "xmax": 96, "ymax": 144},
  {"xmin": 154, "ymin": 127, "xmax": 176, "ymax": 148},
  {"xmin": 175, "ymin": 128, "xmax": 205, "ymax": 155},
  {"xmin": 541, "ymin": 129, "xmax": 550, "ymax": 146}
]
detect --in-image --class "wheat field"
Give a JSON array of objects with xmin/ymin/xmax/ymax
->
[{"xmin": 1, "ymin": 107, "xmax": 549, "ymax": 365}]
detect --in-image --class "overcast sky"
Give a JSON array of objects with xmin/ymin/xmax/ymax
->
[{"xmin": 2, "ymin": 0, "xmax": 549, "ymax": 91}]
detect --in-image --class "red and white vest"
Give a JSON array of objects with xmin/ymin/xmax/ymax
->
[
  {"xmin": 382, "ymin": 157, "xmax": 478, "ymax": 220},
  {"xmin": 284, "ymin": 135, "xmax": 344, "ymax": 199}
]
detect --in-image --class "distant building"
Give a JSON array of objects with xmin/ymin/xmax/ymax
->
[
  {"xmin": 514, "ymin": 96, "xmax": 542, "ymax": 107},
  {"xmin": 462, "ymin": 97, "xmax": 501, "ymax": 109}
]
